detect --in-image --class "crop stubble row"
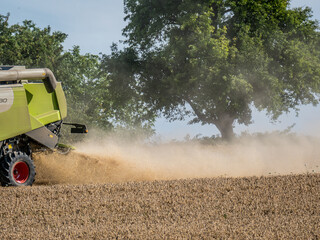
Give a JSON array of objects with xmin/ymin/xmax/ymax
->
[{"xmin": 0, "ymin": 174, "xmax": 319, "ymax": 239}]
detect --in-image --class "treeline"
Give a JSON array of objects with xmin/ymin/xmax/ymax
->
[{"xmin": 1, "ymin": 0, "xmax": 320, "ymax": 140}]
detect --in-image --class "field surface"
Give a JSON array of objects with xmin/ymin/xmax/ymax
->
[{"xmin": 0, "ymin": 174, "xmax": 319, "ymax": 239}]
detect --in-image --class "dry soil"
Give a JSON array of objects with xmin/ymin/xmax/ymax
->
[{"xmin": 0, "ymin": 174, "xmax": 319, "ymax": 239}]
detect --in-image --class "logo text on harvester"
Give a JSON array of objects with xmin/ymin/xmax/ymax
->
[{"xmin": 0, "ymin": 98, "xmax": 8, "ymax": 103}]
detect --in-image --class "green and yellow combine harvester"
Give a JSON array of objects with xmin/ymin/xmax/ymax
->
[{"xmin": 0, "ymin": 66, "xmax": 87, "ymax": 186}]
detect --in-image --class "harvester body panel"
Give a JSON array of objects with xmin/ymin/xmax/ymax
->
[
  {"xmin": 0, "ymin": 82, "xmax": 67, "ymax": 141},
  {"xmin": 0, "ymin": 84, "xmax": 32, "ymax": 141}
]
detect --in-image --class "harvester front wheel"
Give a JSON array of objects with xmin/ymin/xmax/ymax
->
[{"xmin": 0, "ymin": 152, "xmax": 36, "ymax": 186}]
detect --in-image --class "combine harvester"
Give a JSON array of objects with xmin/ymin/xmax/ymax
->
[{"xmin": 0, "ymin": 66, "xmax": 87, "ymax": 186}]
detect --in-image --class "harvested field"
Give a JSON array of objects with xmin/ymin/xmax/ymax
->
[{"xmin": 0, "ymin": 174, "xmax": 319, "ymax": 239}]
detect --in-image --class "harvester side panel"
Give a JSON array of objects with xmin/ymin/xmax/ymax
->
[
  {"xmin": 0, "ymin": 85, "xmax": 32, "ymax": 141},
  {"xmin": 23, "ymin": 83, "xmax": 61, "ymax": 126},
  {"xmin": 25, "ymin": 126, "xmax": 59, "ymax": 149},
  {"xmin": 54, "ymin": 83, "xmax": 67, "ymax": 119},
  {"xmin": 0, "ymin": 82, "xmax": 67, "ymax": 141}
]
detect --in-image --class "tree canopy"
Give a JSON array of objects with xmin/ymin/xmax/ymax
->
[{"xmin": 106, "ymin": 0, "xmax": 320, "ymax": 139}]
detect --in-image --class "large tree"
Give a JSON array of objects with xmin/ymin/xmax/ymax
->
[{"xmin": 106, "ymin": 0, "xmax": 320, "ymax": 139}]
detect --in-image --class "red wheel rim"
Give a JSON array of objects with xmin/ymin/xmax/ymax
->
[{"xmin": 12, "ymin": 162, "xmax": 29, "ymax": 184}]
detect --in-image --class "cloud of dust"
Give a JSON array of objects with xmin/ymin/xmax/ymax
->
[{"xmin": 33, "ymin": 133, "xmax": 320, "ymax": 185}]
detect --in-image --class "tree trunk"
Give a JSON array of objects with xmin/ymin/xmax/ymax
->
[
  {"xmin": 215, "ymin": 117, "xmax": 235, "ymax": 141},
  {"xmin": 185, "ymin": 98, "xmax": 235, "ymax": 141}
]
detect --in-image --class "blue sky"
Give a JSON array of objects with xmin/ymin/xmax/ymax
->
[{"xmin": 1, "ymin": 0, "xmax": 320, "ymax": 139}]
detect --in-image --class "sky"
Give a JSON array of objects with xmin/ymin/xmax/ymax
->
[{"xmin": 1, "ymin": 0, "xmax": 320, "ymax": 139}]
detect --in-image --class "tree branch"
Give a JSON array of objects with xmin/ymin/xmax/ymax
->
[{"xmin": 185, "ymin": 97, "xmax": 213, "ymax": 124}]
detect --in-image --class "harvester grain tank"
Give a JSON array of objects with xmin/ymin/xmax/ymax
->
[{"xmin": 0, "ymin": 66, "xmax": 87, "ymax": 186}]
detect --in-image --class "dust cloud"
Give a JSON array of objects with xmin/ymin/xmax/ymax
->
[{"xmin": 33, "ymin": 134, "xmax": 320, "ymax": 185}]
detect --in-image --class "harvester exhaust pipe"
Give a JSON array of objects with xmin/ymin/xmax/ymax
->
[{"xmin": 0, "ymin": 68, "xmax": 57, "ymax": 93}]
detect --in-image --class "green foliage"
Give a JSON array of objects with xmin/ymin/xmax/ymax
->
[
  {"xmin": 101, "ymin": 44, "xmax": 156, "ymax": 133},
  {"xmin": 109, "ymin": 0, "xmax": 320, "ymax": 139},
  {"xmin": 0, "ymin": 16, "xmax": 155, "ymax": 140},
  {"xmin": 0, "ymin": 18, "xmax": 66, "ymax": 69}
]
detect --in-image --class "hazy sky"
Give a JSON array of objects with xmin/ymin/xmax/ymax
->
[{"xmin": 1, "ymin": 0, "xmax": 320, "ymax": 139}]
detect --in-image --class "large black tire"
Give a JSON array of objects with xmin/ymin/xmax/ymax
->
[{"xmin": 0, "ymin": 151, "xmax": 36, "ymax": 186}]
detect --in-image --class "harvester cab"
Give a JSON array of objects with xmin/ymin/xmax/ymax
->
[{"xmin": 0, "ymin": 66, "xmax": 87, "ymax": 186}]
